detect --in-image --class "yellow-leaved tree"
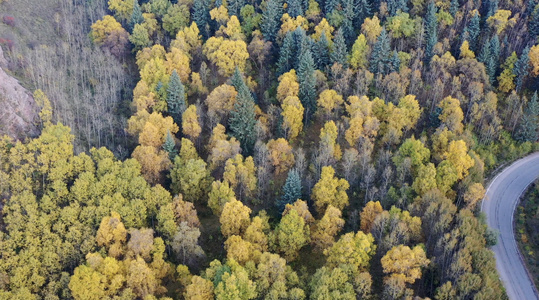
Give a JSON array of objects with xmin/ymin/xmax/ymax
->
[
  {"xmin": 324, "ymin": 231, "xmax": 376, "ymax": 274},
  {"xmin": 277, "ymin": 70, "xmax": 300, "ymax": 103},
  {"xmin": 220, "ymin": 198, "xmax": 252, "ymax": 238},
  {"xmin": 312, "ymin": 18, "xmax": 334, "ymax": 40},
  {"xmin": 438, "ymin": 96, "xmax": 464, "ymax": 133},
  {"xmin": 381, "ymin": 244, "xmax": 430, "ymax": 284},
  {"xmin": 311, "ymin": 205, "xmax": 345, "ymax": 252},
  {"xmin": 206, "ymin": 84, "xmax": 238, "ymax": 123},
  {"xmin": 108, "ymin": 0, "xmax": 134, "ymax": 21},
  {"xmin": 208, "ymin": 180, "xmax": 236, "ymax": 216},
  {"xmin": 223, "ymin": 154, "xmax": 257, "ymax": 200},
  {"xmin": 207, "ymin": 124, "xmax": 241, "ymax": 170},
  {"xmin": 271, "ymin": 209, "xmax": 310, "ymax": 261},
  {"xmin": 317, "ymin": 89, "xmax": 344, "ymax": 118},
  {"xmin": 90, "ymin": 15, "xmax": 127, "ymax": 46},
  {"xmin": 267, "ymin": 138, "xmax": 295, "ymax": 174},
  {"xmin": 281, "ymin": 96, "xmax": 304, "ymax": 141},
  {"xmin": 182, "ymin": 105, "xmax": 202, "ymax": 141},
  {"xmin": 311, "ymin": 166, "xmax": 350, "ymax": 214},
  {"xmin": 203, "ymin": 36, "xmax": 249, "ymax": 77},
  {"xmin": 360, "ymin": 201, "xmax": 384, "ymax": 233}
]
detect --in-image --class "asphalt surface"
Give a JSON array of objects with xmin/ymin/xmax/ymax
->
[{"xmin": 481, "ymin": 152, "xmax": 539, "ymax": 300}]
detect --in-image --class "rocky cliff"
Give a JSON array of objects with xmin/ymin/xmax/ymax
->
[{"xmin": 0, "ymin": 46, "xmax": 39, "ymax": 140}]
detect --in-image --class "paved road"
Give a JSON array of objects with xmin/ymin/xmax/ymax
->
[{"xmin": 481, "ymin": 153, "xmax": 539, "ymax": 300}]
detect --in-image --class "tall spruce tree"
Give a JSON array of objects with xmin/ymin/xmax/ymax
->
[
  {"xmin": 425, "ymin": 1, "xmax": 438, "ymax": 63},
  {"xmin": 192, "ymin": 0, "xmax": 210, "ymax": 39},
  {"xmin": 228, "ymin": 71, "xmax": 257, "ymax": 154},
  {"xmin": 163, "ymin": 131, "xmax": 178, "ymax": 160},
  {"xmin": 464, "ymin": 12, "xmax": 480, "ymax": 52},
  {"xmin": 478, "ymin": 42, "xmax": 492, "ymax": 82},
  {"xmin": 293, "ymin": 27, "xmax": 309, "ymax": 69},
  {"xmin": 130, "ymin": 0, "xmax": 144, "ymax": 32},
  {"xmin": 315, "ymin": 32, "xmax": 331, "ymax": 70},
  {"xmin": 278, "ymin": 32, "xmax": 295, "ymax": 75},
  {"xmin": 487, "ymin": 0, "xmax": 499, "ymax": 18},
  {"xmin": 325, "ymin": 0, "xmax": 340, "ymax": 15},
  {"xmin": 488, "ymin": 36, "xmax": 500, "ymax": 83},
  {"xmin": 298, "ymin": 48, "xmax": 317, "ymax": 120},
  {"xmin": 490, "ymin": 35, "xmax": 500, "ymax": 60},
  {"xmin": 528, "ymin": 0, "xmax": 539, "ymax": 14},
  {"xmin": 449, "ymin": 0, "xmax": 458, "ymax": 16},
  {"xmin": 530, "ymin": 5, "xmax": 539, "ymax": 39},
  {"xmin": 228, "ymin": 0, "xmax": 245, "ymax": 16},
  {"xmin": 517, "ymin": 92, "xmax": 539, "ymax": 142},
  {"xmin": 261, "ymin": 0, "xmax": 283, "ymax": 43},
  {"xmin": 370, "ymin": 28, "xmax": 391, "ymax": 74},
  {"xmin": 276, "ymin": 28, "xmax": 308, "ymax": 75},
  {"xmin": 331, "ymin": 29, "xmax": 348, "ymax": 67},
  {"xmin": 231, "ymin": 68, "xmax": 248, "ymax": 95},
  {"xmin": 390, "ymin": 50, "xmax": 401, "ymax": 73},
  {"xmin": 277, "ymin": 169, "xmax": 302, "ymax": 212},
  {"xmin": 355, "ymin": 0, "xmax": 372, "ymax": 30},
  {"xmin": 167, "ymin": 70, "xmax": 186, "ymax": 125},
  {"xmin": 341, "ymin": 0, "xmax": 357, "ymax": 43},
  {"xmin": 515, "ymin": 46, "xmax": 530, "ymax": 92},
  {"xmin": 288, "ymin": 0, "xmax": 304, "ymax": 17},
  {"xmin": 478, "ymin": 41, "xmax": 490, "ymax": 64},
  {"xmin": 387, "ymin": 0, "xmax": 408, "ymax": 16}
]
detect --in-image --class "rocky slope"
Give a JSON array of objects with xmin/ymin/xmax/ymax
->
[{"xmin": 0, "ymin": 46, "xmax": 39, "ymax": 140}]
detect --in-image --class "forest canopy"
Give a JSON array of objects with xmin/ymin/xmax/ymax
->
[{"xmin": 1, "ymin": 0, "xmax": 539, "ymax": 298}]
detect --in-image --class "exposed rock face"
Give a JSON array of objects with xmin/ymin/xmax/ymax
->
[
  {"xmin": 0, "ymin": 46, "xmax": 39, "ymax": 140},
  {"xmin": 0, "ymin": 46, "xmax": 7, "ymax": 68}
]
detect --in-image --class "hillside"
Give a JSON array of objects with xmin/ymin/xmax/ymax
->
[
  {"xmin": 1, "ymin": 0, "xmax": 539, "ymax": 299},
  {"xmin": 0, "ymin": 0, "xmax": 134, "ymax": 155}
]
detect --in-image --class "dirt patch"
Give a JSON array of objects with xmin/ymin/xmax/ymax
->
[{"xmin": 0, "ymin": 45, "xmax": 39, "ymax": 140}]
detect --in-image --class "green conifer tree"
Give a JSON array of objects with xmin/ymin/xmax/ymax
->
[
  {"xmin": 293, "ymin": 27, "xmax": 309, "ymax": 68},
  {"xmin": 163, "ymin": 131, "xmax": 177, "ymax": 160},
  {"xmin": 370, "ymin": 28, "xmax": 391, "ymax": 74},
  {"xmin": 515, "ymin": 46, "xmax": 530, "ymax": 92},
  {"xmin": 278, "ymin": 32, "xmax": 295, "ymax": 75},
  {"xmin": 355, "ymin": 0, "xmax": 372, "ymax": 30},
  {"xmin": 277, "ymin": 169, "xmax": 302, "ymax": 212},
  {"xmin": 425, "ymin": 1, "xmax": 438, "ymax": 63},
  {"xmin": 315, "ymin": 32, "xmax": 331, "ymax": 70},
  {"xmin": 390, "ymin": 50, "xmax": 400, "ymax": 73},
  {"xmin": 464, "ymin": 12, "xmax": 479, "ymax": 51},
  {"xmin": 167, "ymin": 70, "xmax": 186, "ymax": 125},
  {"xmin": 449, "ymin": 0, "xmax": 458, "ymax": 16},
  {"xmin": 490, "ymin": 35, "xmax": 500, "ymax": 59},
  {"xmin": 288, "ymin": 0, "xmax": 304, "ymax": 17},
  {"xmin": 517, "ymin": 92, "xmax": 539, "ymax": 142},
  {"xmin": 485, "ymin": 0, "xmax": 498, "ymax": 18},
  {"xmin": 192, "ymin": 0, "xmax": 209, "ymax": 39},
  {"xmin": 325, "ymin": 0, "xmax": 339, "ymax": 15},
  {"xmin": 331, "ymin": 29, "xmax": 348, "ymax": 67},
  {"xmin": 261, "ymin": 0, "xmax": 283, "ymax": 43},
  {"xmin": 298, "ymin": 48, "xmax": 317, "ymax": 120},
  {"xmin": 228, "ymin": 0, "xmax": 245, "ymax": 16},
  {"xmin": 341, "ymin": 0, "xmax": 356, "ymax": 43},
  {"xmin": 129, "ymin": 0, "xmax": 144, "ymax": 32},
  {"xmin": 228, "ymin": 74, "xmax": 257, "ymax": 154},
  {"xmin": 529, "ymin": 5, "xmax": 539, "ymax": 38},
  {"xmin": 387, "ymin": 0, "xmax": 408, "ymax": 16}
]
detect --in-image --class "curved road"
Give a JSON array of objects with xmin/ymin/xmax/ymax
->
[{"xmin": 481, "ymin": 152, "xmax": 539, "ymax": 300}]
